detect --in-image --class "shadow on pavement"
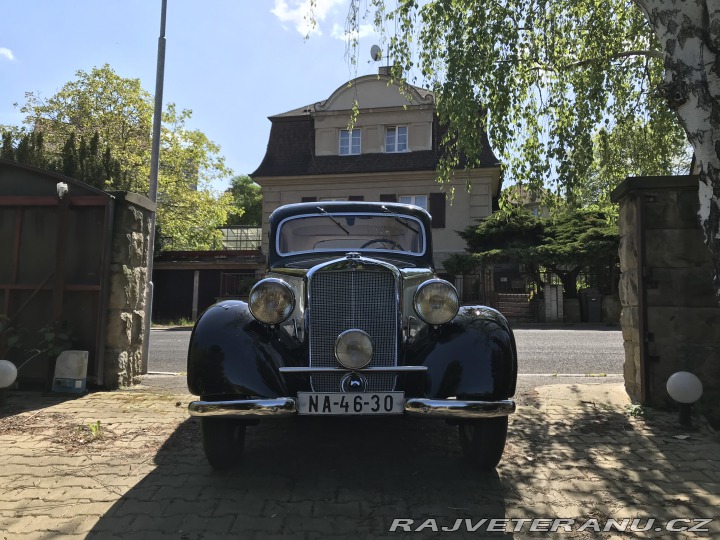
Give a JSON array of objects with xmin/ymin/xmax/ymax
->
[
  {"xmin": 87, "ymin": 416, "xmax": 518, "ymax": 539},
  {"xmin": 5, "ymin": 385, "xmax": 717, "ymax": 538},
  {"xmin": 77, "ymin": 383, "xmax": 720, "ymax": 539},
  {"xmin": 0, "ymin": 390, "xmax": 81, "ymax": 419}
]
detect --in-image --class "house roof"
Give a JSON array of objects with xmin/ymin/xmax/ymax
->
[{"xmin": 251, "ymin": 76, "xmax": 500, "ymax": 178}]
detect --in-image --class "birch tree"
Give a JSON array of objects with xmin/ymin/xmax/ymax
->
[{"xmin": 338, "ymin": 0, "xmax": 720, "ymax": 296}]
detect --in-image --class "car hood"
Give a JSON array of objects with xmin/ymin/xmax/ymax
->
[{"xmin": 268, "ymin": 255, "xmax": 434, "ymax": 280}]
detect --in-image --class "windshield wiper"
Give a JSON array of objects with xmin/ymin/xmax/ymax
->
[
  {"xmin": 317, "ymin": 207, "xmax": 350, "ymax": 235},
  {"xmin": 381, "ymin": 205, "xmax": 420, "ymax": 233}
]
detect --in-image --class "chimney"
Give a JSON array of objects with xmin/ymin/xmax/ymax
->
[{"xmin": 379, "ymin": 65, "xmax": 401, "ymax": 77}]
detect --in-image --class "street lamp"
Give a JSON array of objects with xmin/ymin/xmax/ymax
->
[{"xmin": 666, "ymin": 371, "xmax": 703, "ymax": 427}]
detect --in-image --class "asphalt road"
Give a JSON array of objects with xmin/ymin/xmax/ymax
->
[
  {"xmin": 146, "ymin": 326, "xmax": 625, "ymax": 392},
  {"xmin": 513, "ymin": 327, "xmax": 624, "ymax": 390}
]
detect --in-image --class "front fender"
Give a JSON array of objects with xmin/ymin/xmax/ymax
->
[
  {"xmin": 405, "ymin": 306, "xmax": 518, "ymax": 400},
  {"xmin": 186, "ymin": 301, "xmax": 305, "ymax": 399}
]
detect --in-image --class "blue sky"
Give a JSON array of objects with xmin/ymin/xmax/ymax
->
[{"xmin": 0, "ymin": 0, "xmax": 391, "ymax": 191}]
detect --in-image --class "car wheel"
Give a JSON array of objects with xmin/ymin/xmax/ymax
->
[
  {"xmin": 201, "ymin": 418, "xmax": 246, "ymax": 470},
  {"xmin": 458, "ymin": 416, "xmax": 508, "ymax": 470}
]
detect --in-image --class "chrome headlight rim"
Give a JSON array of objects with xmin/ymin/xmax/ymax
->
[
  {"xmin": 413, "ymin": 278, "xmax": 459, "ymax": 326},
  {"xmin": 248, "ymin": 278, "xmax": 295, "ymax": 325},
  {"xmin": 335, "ymin": 329, "xmax": 374, "ymax": 370}
]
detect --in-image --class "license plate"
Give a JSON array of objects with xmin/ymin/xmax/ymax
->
[{"xmin": 297, "ymin": 392, "xmax": 404, "ymax": 415}]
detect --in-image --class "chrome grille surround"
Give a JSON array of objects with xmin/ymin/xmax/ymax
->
[{"xmin": 307, "ymin": 259, "xmax": 399, "ymax": 392}]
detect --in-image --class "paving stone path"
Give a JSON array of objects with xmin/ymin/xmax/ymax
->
[{"xmin": 0, "ymin": 383, "xmax": 718, "ymax": 539}]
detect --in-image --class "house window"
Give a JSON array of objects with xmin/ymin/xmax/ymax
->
[
  {"xmin": 398, "ymin": 194, "xmax": 428, "ymax": 210},
  {"xmin": 385, "ymin": 126, "xmax": 408, "ymax": 153},
  {"xmin": 339, "ymin": 129, "xmax": 361, "ymax": 155},
  {"xmin": 319, "ymin": 197, "xmax": 348, "ymax": 201}
]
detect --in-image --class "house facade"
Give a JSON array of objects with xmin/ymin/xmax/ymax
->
[{"xmin": 251, "ymin": 71, "xmax": 502, "ymax": 272}]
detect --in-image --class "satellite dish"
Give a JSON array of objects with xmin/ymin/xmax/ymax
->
[{"xmin": 370, "ymin": 45, "xmax": 382, "ymax": 62}]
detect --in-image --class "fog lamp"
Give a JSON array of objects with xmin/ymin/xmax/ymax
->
[
  {"xmin": 667, "ymin": 371, "xmax": 703, "ymax": 427},
  {"xmin": 248, "ymin": 278, "xmax": 295, "ymax": 325},
  {"xmin": 335, "ymin": 329, "xmax": 373, "ymax": 369}
]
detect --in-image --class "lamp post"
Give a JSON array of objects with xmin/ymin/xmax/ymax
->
[
  {"xmin": 141, "ymin": 0, "xmax": 168, "ymax": 375},
  {"xmin": 666, "ymin": 371, "xmax": 703, "ymax": 427}
]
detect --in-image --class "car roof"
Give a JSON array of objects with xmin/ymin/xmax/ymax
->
[
  {"xmin": 268, "ymin": 201, "xmax": 433, "ymax": 227},
  {"xmin": 267, "ymin": 201, "xmax": 435, "ymax": 269}
]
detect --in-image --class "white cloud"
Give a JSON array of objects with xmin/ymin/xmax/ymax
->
[
  {"xmin": 271, "ymin": 0, "xmax": 344, "ymax": 37},
  {"xmin": 0, "ymin": 48, "xmax": 15, "ymax": 61},
  {"xmin": 330, "ymin": 23, "xmax": 376, "ymax": 42}
]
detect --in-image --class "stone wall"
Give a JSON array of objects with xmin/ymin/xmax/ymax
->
[
  {"xmin": 602, "ymin": 295, "xmax": 621, "ymax": 324},
  {"xmin": 612, "ymin": 176, "xmax": 720, "ymax": 423},
  {"xmin": 103, "ymin": 192, "xmax": 155, "ymax": 388}
]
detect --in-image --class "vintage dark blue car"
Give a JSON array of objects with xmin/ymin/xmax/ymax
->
[{"xmin": 187, "ymin": 201, "xmax": 517, "ymax": 470}]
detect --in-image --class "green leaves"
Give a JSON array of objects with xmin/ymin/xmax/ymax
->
[
  {"xmin": 343, "ymin": 0, "xmax": 687, "ymax": 200},
  {"xmin": 6, "ymin": 64, "xmax": 233, "ymax": 251},
  {"xmin": 226, "ymin": 175, "xmax": 262, "ymax": 227},
  {"xmin": 456, "ymin": 203, "xmax": 619, "ymax": 297},
  {"xmin": 459, "ymin": 205, "xmax": 545, "ymax": 255}
]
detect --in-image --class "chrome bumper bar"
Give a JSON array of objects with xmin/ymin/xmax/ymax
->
[
  {"xmin": 188, "ymin": 397, "xmax": 515, "ymax": 419},
  {"xmin": 188, "ymin": 398, "xmax": 297, "ymax": 418},
  {"xmin": 404, "ymin": 398, "xmax": 516, "ymax": 419}
]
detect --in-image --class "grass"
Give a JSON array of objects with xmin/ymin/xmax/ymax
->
[
  {"xmin": 88, "ymin": 420, "xmax": 102, "ymax": 438},
  {"xmin": 626, "ymin": 404, "xmax": 645, "ymax": 418},
  {"xmin": 152, "ymin": 317, "xmax": 194, "ymax": 328}
]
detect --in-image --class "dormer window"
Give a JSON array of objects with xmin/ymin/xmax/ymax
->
[
  {"xmin": 339, "ymin": 129, "xmax": 361, "ymax": 155},
  {"xmin": 385, "ymin": 125, "xmax": 408, "ymax": 153}
]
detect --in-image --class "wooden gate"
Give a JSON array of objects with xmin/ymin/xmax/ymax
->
[{"xmin": 0, "ymin": 161, "xmax": 113, "ymax": 386}]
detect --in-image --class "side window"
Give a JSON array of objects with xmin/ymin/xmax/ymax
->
[
  {"xmin": 339, "ymin": 129, "xmax": 361, "ymax": 155},
  {"xmin": 385, "ymin": 126, "xmax": 408, "ymax": 153},
  {"xmin": 398, "ymin": 194, "xmax": 428, "ymax": 211}
]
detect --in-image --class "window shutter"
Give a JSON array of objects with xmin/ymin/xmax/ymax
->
[
  {"xmin": 428, "ymin": 192, "xmax": 446, "ymax": 228},
  {"xmin": 301, "ymin": 196, "xmax": 317, "ymax": 202},
  {"xmin": 349, "ymin": 196, "xmax": 364, "ymax": 201},
  {"xmin": 379, "ymin": 194, "xmax": 397, "ymax": 202}
]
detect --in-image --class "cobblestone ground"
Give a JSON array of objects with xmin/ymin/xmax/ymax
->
[{"xmin": 0, "ymin": 384, "xmax": 718, "ymax": 539}]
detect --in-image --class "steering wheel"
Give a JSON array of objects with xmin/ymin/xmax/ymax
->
[{"xmin": 360, "ymin": 238, "xmax": 405, "ymax": 250}]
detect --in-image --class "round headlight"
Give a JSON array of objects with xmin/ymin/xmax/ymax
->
[
  {"xmin": 414, "ymin": 279, "xmax": 459, "ymax": 325},
  {"xmin": 248, "ymin": 278, "xmax": 295, "ymax": 325},
  {"xmin": 335, "ymin": 329, "xmax": 373, "ymax": 369}
]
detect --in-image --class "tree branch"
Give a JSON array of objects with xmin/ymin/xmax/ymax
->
[{"xmin": 566, "ymin": 49, "xmax": 664, "ymax": 69}]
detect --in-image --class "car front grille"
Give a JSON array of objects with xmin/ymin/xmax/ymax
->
[{"xmin": 308, "ymin": 267, "xmax": 398, "ymax": 392}]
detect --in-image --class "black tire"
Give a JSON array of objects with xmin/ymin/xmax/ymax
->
[
  {"xmin": 201, "ymin": 418, "xmax": 246, "ymax": 470},
  {"xmin": 458, "ymin": 416, "xmax": 509, "ymax": 470}
]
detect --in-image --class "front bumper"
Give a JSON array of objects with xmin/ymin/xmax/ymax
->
[{"xmin": 188, "ymin": 397, "xmax": 515, "ymax": 419}]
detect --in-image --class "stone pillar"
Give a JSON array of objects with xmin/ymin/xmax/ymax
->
[
  {"xmin": 612, "ymin": 176, "xmax": 720, "ymax": 424},
  {"xmin": 103, "ymin": 192, "xmax": 155, "ymax": 388},
  {"xmin": 616, "ymin": 191, "xmax": 643, "ymax": 400}
]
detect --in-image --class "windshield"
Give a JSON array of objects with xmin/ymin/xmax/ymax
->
[{"xmin": 277, "ymin": 212, "xmax": 426, "ymax": 256}]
